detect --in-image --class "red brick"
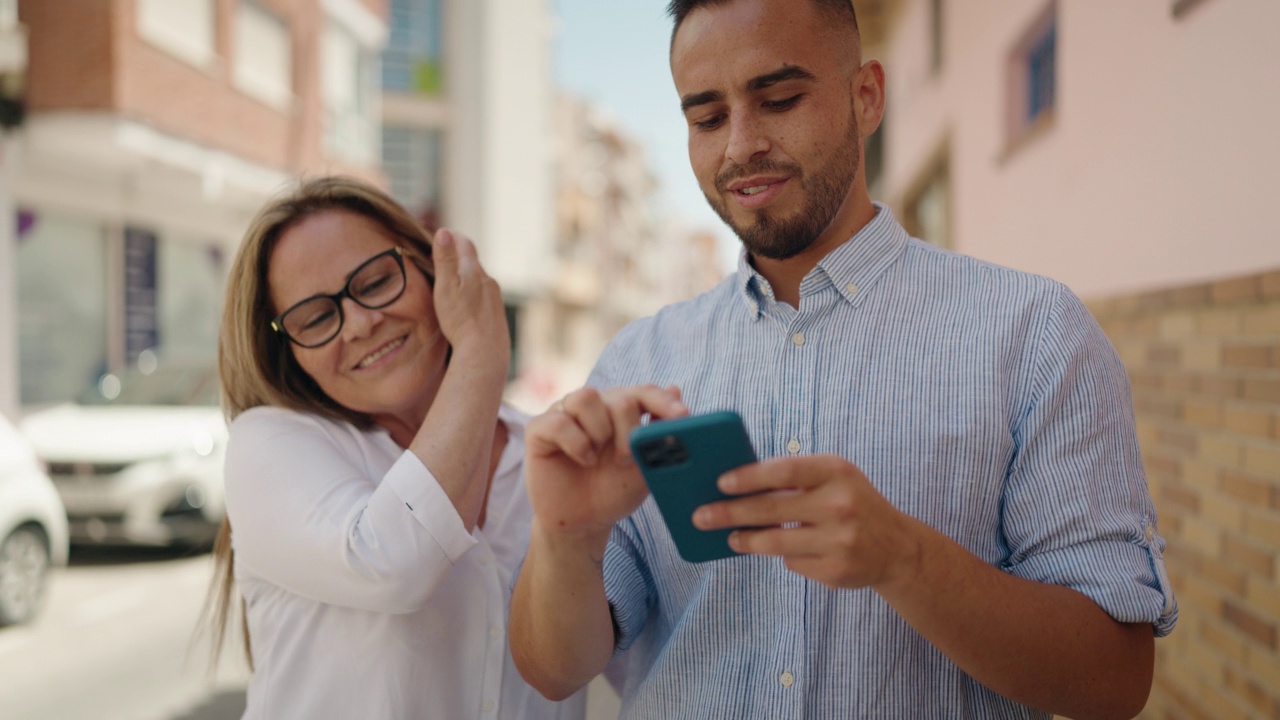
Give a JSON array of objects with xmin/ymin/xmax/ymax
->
[
  {"xmin": 1212, "ymin": 276, "xmax": 1262, "ymax": 305},
  {"xmin": 1242, "ymin": 306, "xmax": 1280, "ymax": 337},
  {"xmin": 1182, "ymin": 400, "xmax": 1223, "ymax": 429},
  {"xmin": 1260, "ymin": 269, "xmax": 1280, "ymax": 299},
  {"xmin": 1156, "ymin": 428, "xmax": 1199, "ymax": 454},
  {"xmin": 1244, "ymin": 511, "xmax": 1280, "ymax": 547},
  {"xmin": 1149, "ymin": 343, "xmax": 1183, "ymax": 367},
  {"xmin": 1222, "ymin": 536, "xmax": 1276, "ymax": 580},
  {"xmin": 1221, "ymin": 344, "xmax": 1274, "ymax": 369},
  {"xmin": 1139, "ymin": 395, "xmax": 1183, "ymax": 420},
  {"xmin": 1146, "ymin": 456, "xmax": 1182, "ymax": 481},
  {"xmin": 1193, "ymin": 375, "xmax": 1244, "ymax": 401},
  {"xmin": 1198, "ymin": 308, "xmax": 1243, "ymax": 336},
  {"xmin": 1221, "ymin": 472, "xmax": 1273, "ymax": 506},
  {"xmin": 1222, "ymin": 600, "xmax": 1276, "ymax": 649},
  {"xmin": 1222, "ymin": 667, "xmax": 1277, "ymax": 718},
  {"xmin": 1243, "ymin": 444, "xmax": 1280, "ymax": 477},
  {"xmin": 1243, "ymin": 378, "xmax": 1280, "ymax": 404},
  {"xmin": 1163, "ymin": 484, "xmax": 1200, "ymax": 513},
  {"xmin": 1201, "ymin": 618, "xmax": 1248, "ymax": 663},
  {"xmin": 1221, "ymin": 406, "xmax": 1274, "ymax": 439},
  {"xmin": 1202, "ymin": 560, "xmax": 1248, "ymax": 595},
  {"xmin": 22, "ymin": 0, "xmax": 386, "ymax": 179},
  {"xmin": 1161, "ymin": 372, "xmax": 1196, "ymax": 393}
]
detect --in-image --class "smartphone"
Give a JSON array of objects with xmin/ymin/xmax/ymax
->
[{"xmin": 629, "ymin": 410, "xmax": 758, "ymax": 563}]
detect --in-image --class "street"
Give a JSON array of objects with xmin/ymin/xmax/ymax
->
[
  {"xmin": 0, "ymin": 546, "xmax": 250, "ymax": 720},
  {"xmin": 0, "ymin": 546, "xmax": 621, "ymax": 720}
]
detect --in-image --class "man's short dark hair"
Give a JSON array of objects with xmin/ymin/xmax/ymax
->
[{"xmin": 666, "ymin": 0, "xmax": 859, "ymax": 41}]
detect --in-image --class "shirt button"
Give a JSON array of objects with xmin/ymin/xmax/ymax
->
[
  {"xmin": 490, "ymin": 625, "xmax": 502, "ymax": 640},
  {"xmin": 780, "ymin": 670, "xmax": 795, "ymax": 688},
  {"xmin": 846, "ymin": 282, "xmax": 859, "ymax": 294},
  {"xmin": 1144, "ymin": 525, "xmax": 1155, "ymax": 542},
  {"xmin": 479, "ymin": 554, "xmax": 492, "ymax": 566},
  {"xmin": 482, "ymin": 699, "xmax": 496, "ymax": 713},
  {"xmin": 791, "ymin": 332, "xmax": 805, "ymax": 347},
  {"xmin": 786, "ymin": 438, "xmax": 801, "ymax": 454}
]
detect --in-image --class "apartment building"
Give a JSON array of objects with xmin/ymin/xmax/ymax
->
[
  {"xmin": 1, "ymin": 0, "xmax": 388, "ymax": 415},
  {"xmin": 379, "ymin": 0, "xmax": 556, "ymax": 391},
  {"xmin": 870, "ymin": 1, "xmax": 1280, "ymax": 717},
  {"xmin": 505, "ymin": 93, "xmax": 723, "ymax": 412}
]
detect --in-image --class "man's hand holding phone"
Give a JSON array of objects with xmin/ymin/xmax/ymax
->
[{"xmin": 691, "ymin": 454, "xmax": 925, "ymax": 592}]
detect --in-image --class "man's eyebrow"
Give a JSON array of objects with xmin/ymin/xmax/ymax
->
[
  {"xmin": 680, "ymin": 89, "xmax": 723, "ymax": 113},
  {"xmin": 680, "ymin": 66, "xmax": 817, "ymax": 113},
  {"xmin": 747, "ymin": 65, "xmax": 816, "ymax": 91}
]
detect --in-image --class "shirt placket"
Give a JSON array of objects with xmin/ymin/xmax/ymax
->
[
  {"xmin": 772, "ymin": 292, "xmax": 825, "ymax": 719},
  {"xmin": 474, "ymin": 535, "xmax": 505, "ymax": 717}
]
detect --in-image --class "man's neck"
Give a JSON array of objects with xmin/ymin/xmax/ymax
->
[{"xmin": 750, "ymin": 199, "xmax": 878, "ymax": 308}]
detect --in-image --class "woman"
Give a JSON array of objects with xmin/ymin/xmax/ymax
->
[{"xmin": 204, "ymin": 176, "xmax": 585, "ymax": 719}]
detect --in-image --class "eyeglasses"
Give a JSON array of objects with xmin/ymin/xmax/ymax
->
[{"xmin": 271, "ymin": 247, "xmax": 407, "ymax": 348}]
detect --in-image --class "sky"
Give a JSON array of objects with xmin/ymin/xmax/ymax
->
[{"xmin": 550, "ymin": 0, "xmax": 738, "ymax": 271}]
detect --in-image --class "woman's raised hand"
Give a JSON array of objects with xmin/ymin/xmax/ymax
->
[{"xmin": 429, "ymin": 228, "xmax": 511, "ymax": 371}]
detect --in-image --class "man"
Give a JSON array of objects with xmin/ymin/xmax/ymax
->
[{"xmin": 510, "ymin": 1, "xmax": 1177, "ymax": 718}]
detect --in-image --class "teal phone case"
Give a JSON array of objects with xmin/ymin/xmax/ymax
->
[{"xmin": 628, "ymin": 411, "xmax": 758, "ymax": 563}]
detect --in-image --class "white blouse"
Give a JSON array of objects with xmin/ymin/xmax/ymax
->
[{"xmin": 224, "ymin": 404, "xmax": 585, "ymax": 720}]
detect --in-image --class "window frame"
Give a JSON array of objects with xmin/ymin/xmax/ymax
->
[
  {"xmin": 1002, "ymin": 1, "xmax": 1058, "ymax": 161},
  {"xmin": 136, "ymin": 0, "xmax": 217, "ymax": 70},
  {"xmin": 232, "ymin": 0, "xmax": 294, "ymax": 109}
]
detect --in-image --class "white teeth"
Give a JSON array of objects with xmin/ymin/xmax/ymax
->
[
  {"xmin": 358, "ymin": 337, "xmax": 405, "ymax": 368},
  {"xmin": 740, "ymin": 185, "xmax": 769, "ymax": 195}
]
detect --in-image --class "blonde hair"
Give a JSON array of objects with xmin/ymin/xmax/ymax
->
[{"xmin": 203, "ymin": 175, "xmax": 436, "ymax": 669}]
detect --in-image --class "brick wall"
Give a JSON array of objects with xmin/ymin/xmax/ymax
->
[
  {"xmin": 22, "ymin": 0, "xmax": 384, "ymax": 181},
  {"xmin": 1089, "ymin": 269, "xmax": 1280, "ymax": 719}
]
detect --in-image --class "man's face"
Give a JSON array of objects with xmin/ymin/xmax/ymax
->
[{"xmin": 672, "ymin": 0, "xmax": 864, "ymax": 260}]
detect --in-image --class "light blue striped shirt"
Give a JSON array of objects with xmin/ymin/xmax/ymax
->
[{"xmin": 588, "ymin": 205, "xmax": 1177, "ymax": 719}]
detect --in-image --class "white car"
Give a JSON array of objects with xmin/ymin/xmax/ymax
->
[
  {"xmin": 0, "ymin": 413, "xmax": 69, "ymax": 626},
  {"xmin": 20, "ymin": 364, "xmax": 226, "ymax": 548}
]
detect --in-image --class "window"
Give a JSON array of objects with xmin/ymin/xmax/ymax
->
[
  {"xmin": 158, "ymin": 237, "xmax": 224, "ymax": 365},
  {"xmin": 1005, "ymin": 2, "xmax": 1057, "ymax": 154},
  {"xmin": 16, "ymin": 210, "xmax": 110, "ymax": 405},
  {"xmin": 137, "ymin": 0, "xmax": 215, "ymax": 69},
  {"xmin": 929, "ymin": 0, "xmax": 944, "ymax": 77},
  {"xmin": 0, "ymin": 0, "xmax": 17, "ymax": 31},
  {"xmin": 323, "ymin": 20, "xmax": 380, "ymax": 165},
  {"xmin": 902, "ymin": 149, "xmax": 951, "ymax": 250},
  {"xmin": 1171, "ymin": 0, "xmax": 1215, "ymax": 19},
  {"xmin": 383, "ymin": 125, "xmax": 444, "ymax": 226},
  {"xmin": 234, "ymin": 2, "xmax": 292, "ymax": 109},
  {"xmin": 383, "ymin": 0, "xmax": 444, "ymax": 95}
]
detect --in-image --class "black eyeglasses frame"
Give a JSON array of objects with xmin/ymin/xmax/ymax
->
[{"xmin": 270, "ymin": 246, "xmax": 407, "ymax": 349}]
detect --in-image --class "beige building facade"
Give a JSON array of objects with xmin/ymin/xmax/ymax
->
[{"xmin": 870, "ymin": 1, "xmax": 1280, "ymax": 717}]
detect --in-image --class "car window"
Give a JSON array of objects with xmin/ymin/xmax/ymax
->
[{"xmin": 78, "ymin": 366, "xmax": 221, "ymax": 407}]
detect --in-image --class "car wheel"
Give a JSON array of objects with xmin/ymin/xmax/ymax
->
[{"xmin": 0, "ymin": 525, "xmax": 51, "ymax": 627}]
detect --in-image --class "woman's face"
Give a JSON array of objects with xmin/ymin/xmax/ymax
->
[{"xmin": 268, "ymin": 209, "xmax": 446, "ymax": 427}]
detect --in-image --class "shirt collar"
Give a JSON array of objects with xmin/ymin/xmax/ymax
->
[{"xmin": 734, "ymin": 202, "xmax": 909, "ymax": 318}]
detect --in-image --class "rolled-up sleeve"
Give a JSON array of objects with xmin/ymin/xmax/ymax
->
[
  {"xmin": 1003, "ymin": 284, "xmax": 1177, "ymax": 636},
  {"xmin": 603, "ymin": 517, "xmax": 654, "ymax": 653},
  {"xmin": 225, "ymin": 407, "xmax": 478, "ymax": 614}
]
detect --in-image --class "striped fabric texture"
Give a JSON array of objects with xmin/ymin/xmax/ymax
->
[{"xmin": 588, "ymin": 205, "xmax": 1177, "ymax": 719}]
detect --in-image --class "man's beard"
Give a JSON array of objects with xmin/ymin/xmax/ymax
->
[{"xmin": 705, "ymin": 111, "xmax": 861, "ymax": 261}]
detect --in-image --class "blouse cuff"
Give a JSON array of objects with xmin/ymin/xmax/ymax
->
[{"xmin": 384, "ymin": 450, "xmax": 478, "ymax": 563}]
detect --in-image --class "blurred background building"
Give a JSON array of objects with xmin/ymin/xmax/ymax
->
[
  {"xmin": 3, "ymin": 0, "xmax": 1275, "ymax": 718},
  {"xmin": 867, "ymin": 1, "xmax": 1280, "ymax": 717},
  {"xmin": 1, "ymin": 0, "xmax": 388, "ymax": 419},
  {"xmin": 508, "ymin": 93, "xmax": 721, "ymax": 411}
]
